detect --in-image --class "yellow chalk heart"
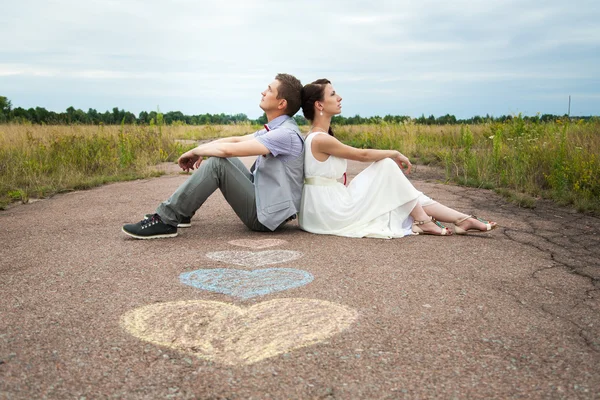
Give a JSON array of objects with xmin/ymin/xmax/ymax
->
[{"xmin": 121, "ymin": 299, "xmax": 358, "ymax": 366}]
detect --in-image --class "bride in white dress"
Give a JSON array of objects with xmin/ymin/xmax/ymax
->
[{"xmin": 299, "ymin": 79, "xmax": 497, "ymax": 238}]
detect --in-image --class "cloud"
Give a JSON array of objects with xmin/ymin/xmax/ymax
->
[
  {"xmin": 0, "ymin": 64, "xmax": 58, "ymax": 77},
  {"xmin": 1, "ymin": 0, "xmax": 598, "ymax": 117}
]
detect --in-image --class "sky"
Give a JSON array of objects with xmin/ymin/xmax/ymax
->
[{"xmin": 1, "ymin": 0, "xmax": 599, "ymax": 119}]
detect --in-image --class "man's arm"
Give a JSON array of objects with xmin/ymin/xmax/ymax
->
[
  {"xmin": 191, "ymin": 132, "xmax": 256, "ymax": 155},
  {"xmin": 179, "ymin": 138, "xmax": 270, "ymax": 172},
  {"xmin": 202, "ymin": 133, "xmax": 256, "ymax": 145}
]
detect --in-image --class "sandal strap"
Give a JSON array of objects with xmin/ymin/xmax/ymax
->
[
  {"xmin": 413, "ymin": 217, "xmax": 433, "ymax": 226},
  {"xmin": 455, "ymin": 215, "xmax": 495, "ymax": 231},
  {"xmin": 454, "ymin": 215, "xmax": 474, "ymax": 225},
  {"xmin": 470, "ymin": 215, "xmax": 492, "ymax": 226},
  {"xmin": 473, "ymin": 215, "xmax": 494, "ymax": 230},
  {"xmin": 413, "ymin": 217, "xmax": 447, "ymax": 228},
  {"xmin": 432, "ymin": 217, "xmax": 446, "ymax": 228}
]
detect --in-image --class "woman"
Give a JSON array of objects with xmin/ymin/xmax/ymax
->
[{"xmin": 298, "ymin": 79, "xmax": 497, "ymax": 238}]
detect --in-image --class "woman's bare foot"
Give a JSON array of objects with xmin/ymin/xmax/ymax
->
[
  {"xmin": 454, "ymin": 215, "xmax": 497, "ymax": 234},
  {"xmin": 412, "ymin": 217, "xmax": 452, "ymax": 236}
]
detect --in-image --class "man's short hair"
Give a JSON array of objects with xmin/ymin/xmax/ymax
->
[{"xmin": 275, "ymin": 73, "xmax": 303, "ymax": 117}]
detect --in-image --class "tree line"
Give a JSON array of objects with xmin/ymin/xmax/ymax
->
[{"xmin": 0, "ymin": 96, "xmax": 594, "ymax": 126}]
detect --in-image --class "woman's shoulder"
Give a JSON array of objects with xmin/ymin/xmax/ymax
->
[
  {"xmin": 309, "ymin": 131, "xmax": 336, "ymax": 143},
  {"xmin": 310, "ymin": 132, "xmax": 341, "ymax": 152}
]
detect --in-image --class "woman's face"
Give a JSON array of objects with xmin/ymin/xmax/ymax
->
[{"xmin": 319, "ymin": 83, "xmax": 342, "ymax": 116}]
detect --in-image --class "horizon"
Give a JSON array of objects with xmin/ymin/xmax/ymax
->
[{"xmin": 3, "ymin": 94, "xmax": 594, "ymax": 121}]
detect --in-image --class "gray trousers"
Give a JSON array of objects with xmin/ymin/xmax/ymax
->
[{"xmin": 156, "ymin": 157, "xmax": 270, "ymax": 232}]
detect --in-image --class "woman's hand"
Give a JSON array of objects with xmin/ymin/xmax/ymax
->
[{"xmin": 392, "ymin": 151, "xmax": 412, "ymax": 173}]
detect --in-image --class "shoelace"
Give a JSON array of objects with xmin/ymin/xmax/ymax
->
[{"xmin": 141, "ymin": 214, "xmax": 160, "ymax": 227}]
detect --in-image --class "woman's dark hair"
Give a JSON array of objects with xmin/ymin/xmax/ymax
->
[{"xmin": 301, "ymin": 78, "xmax": 334, "ymax": 136}]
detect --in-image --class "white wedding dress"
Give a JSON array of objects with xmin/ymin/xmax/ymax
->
[{"xmin": 299, "ymin": 131, "xmax": 436, "ymax": 238}]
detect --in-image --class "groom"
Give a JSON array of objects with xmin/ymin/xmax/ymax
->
[{"xmin": 122, "ymin": 73, "xmax": 304, "ymax": 239}]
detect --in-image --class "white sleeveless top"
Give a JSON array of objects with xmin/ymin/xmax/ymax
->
[{"xmin": 299, "ymin": 131, "xmax": 431, "ymax": 238}]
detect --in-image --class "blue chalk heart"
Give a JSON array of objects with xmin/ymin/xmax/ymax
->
[{"xmin": 180, "ymin": 268, "xmax": 314, "ymax": 299}]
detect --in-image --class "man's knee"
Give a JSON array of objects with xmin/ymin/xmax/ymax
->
[
  {"xmin": 198, "ymin": 157, "xmax": 228, "ymax": 174},
  {"xmin": 202, "ymin": 156, "xmax": 223, "ymax": 168},
  {"xmin": 248, "ymin": 223, "xmax": 271, "ymax": 232}
]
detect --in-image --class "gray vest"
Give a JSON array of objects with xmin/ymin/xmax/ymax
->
[{"xmin": 254, "ymin": 118, "xmax": 305, "ymax": 231}]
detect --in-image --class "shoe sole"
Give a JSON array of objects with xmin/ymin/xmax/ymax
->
[{"xmin": 121, "ymin": 227, "xmax": 178, "ymax": 239}]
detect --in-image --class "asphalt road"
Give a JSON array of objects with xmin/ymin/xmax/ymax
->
[{"xmin": 1, "ymin": 158, "xmax": 599, "ymax": 399}]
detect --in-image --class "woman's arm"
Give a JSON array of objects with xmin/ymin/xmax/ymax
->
[{"xmin": 312, "ymin": 134, "xmax": 412, "ymax": 172}]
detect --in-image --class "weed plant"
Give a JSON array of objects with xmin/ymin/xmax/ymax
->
[
  {"xmin": 0, "ymin": 121, "xmax": 189, "ymax": 208},
  {"xmin": 168, "ymin": 121, "xmax": 264, "ymax": 141},
  {"xmin": 2, "ymin": 118, "xmax": 597, "ymax": 214},
  {"xmin": 334, "ymin": 117, "xmax": 599, "ymax": 213}
]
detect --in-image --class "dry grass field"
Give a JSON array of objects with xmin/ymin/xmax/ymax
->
[
  {"xmin": 335, "ymin": 118, "xmax": 599, "ymax": 213},
  {"xmin": 0, "ymin": 123, "xmax": 187, "ymax": 208},
  {"xmin": 1, "ymin": 118, "xmax": 598, "ymax": 213}
]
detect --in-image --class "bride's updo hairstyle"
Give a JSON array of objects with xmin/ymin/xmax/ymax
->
[{"xmin": 301, "ymin": 78, "xmax": 334, "ymax": 136}]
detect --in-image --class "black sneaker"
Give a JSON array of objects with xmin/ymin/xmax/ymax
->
[
  {"xmin": 144, "ymin": 214, "xmax": 191, "ymax": 228},
  {"xmin": 122, "ymin": 214, "xmax": 178, "ymax": 239}
]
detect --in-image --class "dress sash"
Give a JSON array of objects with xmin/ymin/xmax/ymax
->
[{"xmin": 304, "ymin": 176, "xmax": 339, "ymax": 186}]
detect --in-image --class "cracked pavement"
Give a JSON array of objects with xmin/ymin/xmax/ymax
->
[{"xmin": 1, "ymin": 159, "xmax": 599, "ymax": 399}]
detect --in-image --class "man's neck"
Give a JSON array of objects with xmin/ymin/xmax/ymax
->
[{"xmin": 266, "ymin": 111, "xmax": 287, "ymax": 122}]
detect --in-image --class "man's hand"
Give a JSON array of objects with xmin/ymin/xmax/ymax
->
[
  {"xmin": 393, "ymin": 151, "xmax": 412, "ymax": 174},
  {"xmin": 178, "ymin": 150, "xmax": 201, "ymax": 172}
]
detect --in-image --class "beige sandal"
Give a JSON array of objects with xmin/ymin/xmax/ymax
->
[
  {"xmin": 454, "ymin": 215, "xmax": 497, "ymax": 235},
  {"xmin": 412, "ymin": 217, "xmax": 451, "ymax": 236}
]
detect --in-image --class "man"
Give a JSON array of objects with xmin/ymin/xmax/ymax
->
[{"xmin": 122, "ymin": 73, "xmax": 304, "ymax": 239}]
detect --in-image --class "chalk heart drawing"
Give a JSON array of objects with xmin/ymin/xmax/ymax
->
[
  {"xmin": 206, "ymin": 250, "xmax": 302, "ymax": 268},
  {"xmin": 180, "ymin": 268, "xmax": 313, "ymax": 299},
  {"xmin": 228, "ymin": 239, "xmax": 287, "ymax": 249},
  {"xmin": 121, "ymin": 299, "xmax": 358, "ymax": 366}
]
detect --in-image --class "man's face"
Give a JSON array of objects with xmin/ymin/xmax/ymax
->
[{"xmin": 259, "ymin": 80, "xmax": 284, "ymax": 113}]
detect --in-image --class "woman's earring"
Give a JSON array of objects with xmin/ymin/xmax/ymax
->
[{"xmin": 320, "ymin": 111, "xmax": 323, "ymax": 116}]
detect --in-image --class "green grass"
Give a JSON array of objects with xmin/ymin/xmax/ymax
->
[
  {"xmin": 493, "ymin": 188, "xmax": 537, "ymax": 209},
  {"xmin": 1, "ymin": 118, "xmax": 598, "ymax": 214},
  {"xmin": 168, "ymin": 122, "xmax": 262, "ymax": 141},
  {"xmin": 334, "ymin": 117, "xmax": 600, "ymax": 214},
  {"xmin": 0, "ymin": 122, "xmax": 192, "ymax": 208}
]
